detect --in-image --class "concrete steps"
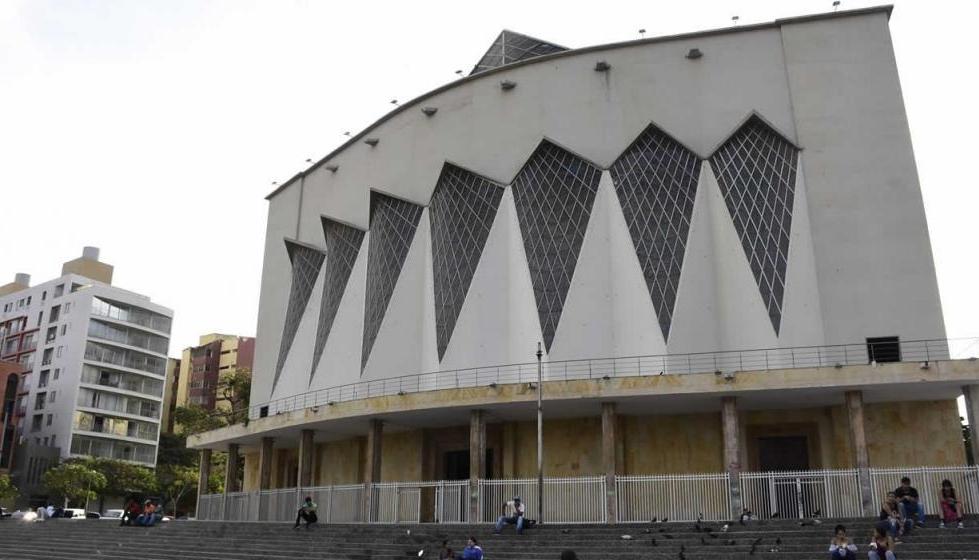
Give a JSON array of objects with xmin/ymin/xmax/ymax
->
[{"xmin": 1, "ymin": 518, "xmax": 978, "ymax": 559}]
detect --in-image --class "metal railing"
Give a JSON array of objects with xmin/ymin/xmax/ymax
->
[
  {"xmin": 250, "ymin": 337, "xmax": 978, "ymax": 419},
  {"xmin": 869, "ymin": 466, "xmax": 979, "ymax": 515},
  {"xmin": 479, "ymin": 476, "xmax": 607, "ymax": 524},
  {"xmin": 740, "ymin": 469, "xmax": 863, "ymax": 519},
  {"xmin": 197, "ymin": 466, "xmax": 979, "ymax": 524},
  {"xmin": 617, "ymin": 473, "xmax": 731, "ymax": 522}
]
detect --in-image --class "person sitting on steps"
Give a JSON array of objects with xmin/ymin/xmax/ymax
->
[
  {"xmin": 461, "ymin": 536, "xmax": 483, "ymax": 560},
  {"xmin": 894, "ymin": 477, "xmax": 924, "ymax": 529},
  {"xmin": 293, "ymin": 496, "xmax": 318, "ymax": 530},
  {"xmin": 494, "ymin": 495, "xmax": 525, "ymax": 535},
  {"xmin": 939, "ymin": 479, "xmax": 965, "ymax": 529},
  {"xmin": 829, "ymin": 524, "xmax": 858, "ymax": 560},
  {"xmin": 868, "ymin": 525, "xmax": 896, "ymax": 560}
]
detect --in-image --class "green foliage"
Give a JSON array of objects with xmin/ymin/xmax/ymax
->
[
  {"xmin": 42, "ymin": 463, "xmax": 106, "ymax": 507},
  {"xmin": 156, "ymin": 464, "xmax": 198, "ymax": 516},
  {"xmin": 217, "ymin": 368, "xmax": 252, "ymax": 425},
  {"xmin": 157, "ymin": 432, "xmax": 197, "ymax": 467},
  {"xmin": 0, "ymin": 473, "xmax": 18, "ymax": 503},
  {"xmin": 174, "ymin": 405, "xmax": 226, "ymax": 436}
]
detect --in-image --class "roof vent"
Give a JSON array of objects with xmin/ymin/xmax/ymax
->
[
  {"xmin": 685, "ymin": 48, "xmax": 703, "ymax": 60},
  {"xmin": 421, "ymin": 107, "xmax": 438, "ymax": 116},
  {"xmin": 500, "ymin": 80, "xmax": 517, "ymax": 91},
  {"xmin": 594, "ymin": 60, "xmax": 611, "ymax": 72},
  {"xmin": 364, "ymin": 138, "xmax": 379, "ymax": 147},
  {"xmin": 326, "ymin": 164, "xmax": 339, "ymax": 173}
]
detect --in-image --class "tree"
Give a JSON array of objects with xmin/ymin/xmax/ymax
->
[
  {"xmin": 70, "ymin": 458, "xmax": 157, "ymax": 512},
  {"xmin": 216, "ymin": 367, "xmax": 251, "ymax": 425},
  {"xmin": 173, "ymin": 405, "xmax": 226, "ymax": 437},
  {"xmin": 42, "ymin": 463, "xmax": 106, "ymax": 508},
  {"xmin": 0, "ymin": 473, "xmax": 18, "ymax": 506},
  {"xmin": 157, "ymin": 432, "xmax": 196, "ymax": 467},
  {"xmin": 156, "ymin": 464, "xmax": 198, "ymax": 517}
]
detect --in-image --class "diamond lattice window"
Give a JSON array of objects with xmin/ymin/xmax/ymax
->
[
  {"xmin": 511, "ymin": 141, "xmax": 602, "ymax": 351},
  {"xmin": 610, "ymin": 125, "xmax": 702, "ymax": 341},
  {"xmin": 429, "ymin": 164, "xmax": 505, "ymax": 360},
  {"xmin": 470, "ymin": 30, "xmax": 568, "ymax": 75},
  {"xmin": 361, "ymin": 192, "xmax": 425, "ymax": 370},
  {"xmin": 272, "ymin": 241, "xmax": 325, "ymax": 390},
  {"xmin": 310, "ymin": 217, "xmax": 366, "ymax": 384},
  {"xmin": 710, "ymin": 116, "xmax": 799, "ymax": 333}
]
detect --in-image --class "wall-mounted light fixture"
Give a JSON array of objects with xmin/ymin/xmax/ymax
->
[
  {"xmin": 594, "ymin": 61, "xmax": 611, "ymax": 72},
  {"xmin": 686, "ymin": 48, "xmax": 703, "ymax": 60},
  {"xmin": 421, "ymin": 107, "xmax": 438, "ymax": 116},
  {"xmin": 364, "ymin": 138, "xmax": 379, "ymax": 147},
  {"xmin": 500, "ymin": 80, "xmax": 517, "ymax": 91},
  {"xmin": 326, "ymin": 164, "xmax": 339, "ymax": 173}
]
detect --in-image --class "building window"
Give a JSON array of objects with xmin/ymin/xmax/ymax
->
[
  {"xmin": 26, "ymin": 296, "xmax": 32, "ymax": 306},
  {"xmin": 34, "ymin": 392, "xmax": 46, "ymax": 410},
  {"xmin": 53, "ymin": 368, "xmax": 60, "ymax": 380},
  {"xmin": 64, "ymin": 302, "xmax": 71, "ymax": 314},
  {"xmin": 42, "ymin": 348, "xmax": 53, "ymax": 366},
  {"xmin": 31, "ymin": 414, "xmax": 42, "ymax": 432},
  {"xmin": 46, "ymin": 326, "xmax": 57, "ymax": 343},
  {"xmin": 867, "ymin": 336, "xmax": 901, "ymax": 364},
  {"xmin": 49, "ymin": 305, "xmax": 61, "ymax": 323},
  {"xmin": 49, "ymin": 390, "xmax": 56, "ymax": 404},
  {"xmin": 56, "ymin": 346, "xmax": 63, "ymax": 358},
  {"xmin": 39, "ymin": 370, "xmax": 49, "ymax": 388},
  {"xmin": 42, "ymin": 437, "xmax": 48, "ymax": 446},
  {"xmin": 46, "ymin": 414, "xmax": 53, "ymax": 426},
  {"xmin": 60, "ymin": 324, "xmax": 68, "ymax": 336},
  {"xmin": 36, "ymin": 311, "xmax": 42, "ymax": 327},
  {"xmin": 54, "ymin": 284, "xmax": 64, "ymax": 298},
  {"xmin": 42, "ymin": 291, "xmax": 47, "ymax": 301}
]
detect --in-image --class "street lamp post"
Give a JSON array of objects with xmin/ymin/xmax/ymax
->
[{"xmin": 536, "ymin": 342, "xmax": 543, "ymax": 524}]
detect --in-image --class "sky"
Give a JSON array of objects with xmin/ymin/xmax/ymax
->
[{"xmin": 1, "ymin": 0, "xmax": 977, "ymax": 360}]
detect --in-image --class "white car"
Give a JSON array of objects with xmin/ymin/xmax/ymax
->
[
  {"xmin": 102, "ymin": 509, "xmax": 124, "ymax": 520},
  {"xmin": 63, "ymin": 508, "xmax": 87, "ymax": 519}
]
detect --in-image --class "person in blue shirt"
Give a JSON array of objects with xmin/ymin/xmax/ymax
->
[{"xmin": 461, "ymin": 536, "xmax": 483, "ymax": 560}]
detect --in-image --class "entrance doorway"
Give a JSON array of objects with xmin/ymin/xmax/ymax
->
[
  {"xmin": 443, "ymin": 449, "xmax": 494, "ymax": 480},
  {"xmin": 758, "ymin": 436, "xmax": 810, "ymax": 471}
]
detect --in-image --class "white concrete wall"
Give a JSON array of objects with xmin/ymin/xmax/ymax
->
[{"xmin": 253, "ymin": 9, "xmax": 946, "ymax": 405}]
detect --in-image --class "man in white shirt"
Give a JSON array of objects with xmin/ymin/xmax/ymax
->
[{"xmin": 493, "ymin": 496, "xmax": 525, "ymax": 535}]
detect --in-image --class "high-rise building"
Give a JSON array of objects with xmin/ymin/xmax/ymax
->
[
  {"xmin": 0, "ymin": 359, "xmax": 26, "ymax": 475},
  {"xmin": 173, "ymin": 334, "xmax": 254, "ymax": 413},
  {"xmin": 0, "ymin": 247, "xmax": 173, "ymax": 478}
]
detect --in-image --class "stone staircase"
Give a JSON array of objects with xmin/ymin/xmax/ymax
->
[{"xmin": 0, "ymin": 518, "xmax": 978, "ymax": 559}]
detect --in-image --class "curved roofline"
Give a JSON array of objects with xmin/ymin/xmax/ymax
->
[{"xmin": 266, "ymin": 4, "xmax": 893, "ymax": 200}]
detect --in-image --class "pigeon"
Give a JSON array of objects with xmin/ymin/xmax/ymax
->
[
  {"xmin": 771, "ymin": 512, "xmax": 780, "ymax": 519},
  {"xmin": 418, "ymin": 550, "xmax": 425, "ymax": 557},
  {"xmin": 650, "ymin": 538, "xmax": 657, "ymax": 546},
  {"xmin": 722, "ymin": 523, "xmax": 730, "ymax": 533},
  {"xmin": 662, "ymin": 517, "xmax": 669, "ymax": 523},
  {"xmin": 813, "ymin": 509, "xmax": 821, "ymax": 518},
  {"xmin": 620, "ymin": 534, "xmax": 633, "ymax": 540},
  {"xmin": 650, "ymin": 517, "xmax": 658, "ymax": 523},
  {"xmin": 776, "ymin": 537, "xmax": 782, "ymax": 546}
]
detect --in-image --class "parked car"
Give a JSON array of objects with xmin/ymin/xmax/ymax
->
[
  {"xmin": 62, "ymin": 508, "xmax": 87, "ymax": 519},
  {"xmin": 0, "ymin": 507, "xmax": 11, "ymax": 519},
  {"xmin": 102, "ymin": 509, "xmax": 124, "ymax": 520}
]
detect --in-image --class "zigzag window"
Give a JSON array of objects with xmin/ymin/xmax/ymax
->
[
  {"xmin": 361, "ymin": 192, "xmax": 424, "ymax": 370},
  {"xmin": 273, "ymin": 241, "xmax": 325, "ymax": 389},
  {"xmin": 610, "ymin": 125, "xmax": 701, "ymax": 341},
  {"xmin": 511, "ymin": 141, "xmax": 602, "ymax": 351},
  {"xmin": 310, "ymin": 217, "xmax": 365, "ymax": 384},
  {"xmin": 710, "ymin": 116, "xmax": 799, "ymax": 333},
  {"xmin": 429, "ymin": 164, "xmax": 505, "ymax": 360}
]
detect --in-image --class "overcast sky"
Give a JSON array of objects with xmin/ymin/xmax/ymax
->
[{"xmin": 1, "ymin": 0, "xmax": 976, "ymax": 359}]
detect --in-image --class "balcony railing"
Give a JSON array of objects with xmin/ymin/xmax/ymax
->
[{"xmin": 249, "ymin": 337, "xmax": 979, "ymax": 419}]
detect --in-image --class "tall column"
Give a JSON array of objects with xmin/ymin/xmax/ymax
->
[
  {"xmin": 363, "ymin": 419, "xmax": 383, "ymax": 521},
  {"xmin": 222, "ymin": 443, "xmax": 240, "ymax": 520},
  {"xmin": 258, "ymin": 437, "xmax": 274, "ymax": 490},
  {"xmin": 469, "ymin": 409, "xmax": 486, "ymax": 522},
  {"xmin": 964, "ymin": 386, "xmax": 979, "ymax": 465},
  {"xmin": 721, "ymin": 397, "xmax": 742, "ymax": 517},
  {"xmin": 601, "ymin": 402, "xmax": 618, "ymax": 524},
  {"xmin": 845, "ymin": 390, "xmax": 874, "ymax": 515},
  {"xmin": 297, "ymin": 429, "xmax": 315, "ymax": 487},
  {"xmin": 196, "ymin": 448, "xmax": 212, "ymax": 518}
]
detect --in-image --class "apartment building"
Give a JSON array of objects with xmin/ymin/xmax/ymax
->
[{"xmin": 0, "ymin": 247, "xmax": 173, "ymax": 477}]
